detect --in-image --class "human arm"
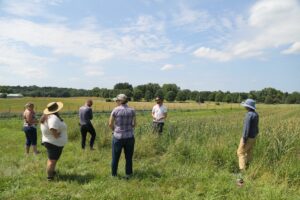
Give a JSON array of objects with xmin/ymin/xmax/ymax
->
[
  {"xmin": 48, "ymin": 115, "xmax": 62, "ymax": 139},
  {"xmin": 89, "ymin": 108, "xmax": 93, "ymax": 120},
  {"xmin": 50, "ymin": 128, "xmax": 60, "ymax": 139},
  {"xmin": 242, "ymin": 113, "xmax": 251, "ymax": 144},
  {"xmin": 109, "ymin": 115, "xmax": 115, "ymax": 131}
]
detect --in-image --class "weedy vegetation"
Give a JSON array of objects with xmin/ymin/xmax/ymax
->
[{"xmin": 0, "ymin": 99, "xmax": 299, "ymax": 199}]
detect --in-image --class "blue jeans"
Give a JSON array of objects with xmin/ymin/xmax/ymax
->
[
  {"xmin": 23, "ymin": 126, "xmax": 37, "ymax": 146},
  {"xmin": 111, "ymin": 137, "xmax": 135, "ymax": 176}
]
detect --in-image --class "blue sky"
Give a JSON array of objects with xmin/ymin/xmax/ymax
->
[{"xmin": 0, "ymin": 0, "xmax": 299, "ymax": 92}]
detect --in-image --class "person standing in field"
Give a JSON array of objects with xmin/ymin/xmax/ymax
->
[
  {"xmin": 79, "ymin": 99, "xmax": 96, "ymax": 150},
  {"xmin": 23, "ymin": 102, "xmax": 39, "ymax": 155},
  {"xmin": 40, "ymin": 102, "xmax": 67, "ymax": 181},
  {"xmin": 236, "ymin": 99, "xmax": 259, "ymax": 185},
  {"xmin": 109, "ymin": 94, "xmax": 136, "ymax": 178},
  {"xmin": 152, "ymin": 96, "xmax": 167, "ymax": 134}
]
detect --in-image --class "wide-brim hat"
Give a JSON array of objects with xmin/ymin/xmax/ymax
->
[
  {"xmin": 43, "ymin": 102, "xmax": 63, "ymax": 114},
  {"xmin": 241, "ymin": 99, "xmax": 256, "ymax": 110},
  {"xmin": 113, "ymin": 94, "xmax": 127, "ymax": 102}
]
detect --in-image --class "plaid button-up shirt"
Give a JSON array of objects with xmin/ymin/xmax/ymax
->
[{"xmin": 111, "ymin": 104, "xmax": 135, "ymax": 139}]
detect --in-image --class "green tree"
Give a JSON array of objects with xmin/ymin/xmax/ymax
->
[
  {"xmin": 176, "ymin": 91, "xmax": 187, "ymax": 102},
  {"xmin": 133, "ymin": 89, "xmax": 143, "ymax": 101},
  {"xmin": 264, "ymin": 95, "xmax": 273, "ymax": 104},
  {"xmin": 165, "ymin": 91, "xmax": 176, "ymax": 102},
  {"xmin": 162, "ymin": 84, "xmax": 180, "ymax": 97},
  {"xmin": 91, "ymin": 87, "xmax": 101, "ymax": 97},
  {"xmin": 215, "ymin": 91, "xmax": 224, "ymax": 102},
  {"xmin": 114, "ymin": 82, "xmax": 133, "ymax": 91},
  {"xmin": 144, "ymin": 90, "xmax": 153, "ymax": 102},
  {"xmin": 155, "ymin": 89, "xmax": 164, "ymax": 99}
]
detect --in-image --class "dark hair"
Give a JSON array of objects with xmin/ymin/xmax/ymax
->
[{"xmin": 40, "ymin": 112, "xmax": 63, "ymax": 124}]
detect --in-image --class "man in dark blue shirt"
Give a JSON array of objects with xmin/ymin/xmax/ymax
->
[
  {"xmin": 79, "ymin": 99, "xmax": 96, "ymax": 150},
  {"xmin": 237, "ymin": 99, "xmax": 259, "ymax": 185}
]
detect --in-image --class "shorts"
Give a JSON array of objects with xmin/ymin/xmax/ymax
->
[{"xmin": 43, "ymin": 142, "xmax": 64, "ymax": 160}]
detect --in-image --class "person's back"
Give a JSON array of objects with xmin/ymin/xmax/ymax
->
[
  {"xmin": 109, "ymin": 94, "xmax": 136, "ymax": 178},
  {"xmin": 79, "ymin": 105, "xmax": 92, "ymax": 125},
  {"xmin": 112, "ymin": 104, "xmax": 135, "ymax": 139},
  {"xmin": 78, "ymin": 100, "xmax": 96, "ymax": 150},
  {"xmin": 243, "ymin": 110, "xmax": 259, "ymax": 140}
]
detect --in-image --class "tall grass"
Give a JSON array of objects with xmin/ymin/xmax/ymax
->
[{"xmin": 0, "ymin": 105, "xmax": 299, "ymax": 199}]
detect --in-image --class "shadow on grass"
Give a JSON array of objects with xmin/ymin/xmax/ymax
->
[
  {"xmin": 132, "ymin": 169, "xmax": 162, "ymax": 181},
  {"xmin": 56, "ymin": 173, "xmax": 95, "ymax": 184}
]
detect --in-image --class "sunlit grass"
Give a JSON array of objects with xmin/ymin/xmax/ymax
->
[{"xmin": 0, "ymin": 103, "xmax": 299, "ymax": 199}]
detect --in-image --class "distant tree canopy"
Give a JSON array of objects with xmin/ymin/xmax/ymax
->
[{"xmin": 0, "ymin": 84, "xmax": 299, "ymax": 104}]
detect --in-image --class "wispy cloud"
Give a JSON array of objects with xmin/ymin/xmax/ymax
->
[
  {"xmin": 161, "ymin": 64, "xmax": 183, "ymax": 71},
  {"xmin": 122, "ymin": 15, "xmax": 165, "ymax": 33},
  {"xmin": 193, "ymin": 0, "xmax": 300, "ymax": 61},
  {"xmin": 282, "ymin": 42, "xmax": 300, "ymax": 54},
  {"xmin": 2, "ymin": 0, "xmax": 66, "ymax": 21},
  {"xmin": 0, "ymin": 40, "xmax": 49, "ymax": 79},
  {"xmin": 172, "ymin": 4, "xmax": 215, "ymax": 32},
  {"xmin": 84, "ymin": 66, "xmax": 104, "ymax": 77},
  {"xmin": 193, "ymin": 47, "xmax": 231, "ymax": 62}
]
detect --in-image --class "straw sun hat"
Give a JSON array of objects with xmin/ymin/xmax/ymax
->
[{"xmin": 43, "ymin": 102, "xmax": 63, "ymax": 114}]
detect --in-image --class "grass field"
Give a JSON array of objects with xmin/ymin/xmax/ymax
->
[
  {"xmin": 0, "ymin": 97, "xmax": 240, "ymax": 113},
  {"xmin": 0, "ymin": 100, "xmax": 299, "ymax": 199}
]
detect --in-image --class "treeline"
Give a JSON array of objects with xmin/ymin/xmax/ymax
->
[{"xmin": 1, "ymin": 83, "xmax": 300, "ymax": 104}]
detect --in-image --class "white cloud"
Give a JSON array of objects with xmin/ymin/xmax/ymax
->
[
  {"xmin": 193, "ymin": 0, "xmax": 300, "ymax": 61},
  {"xmin": 172, "ymin": 5, "xmax": 216, "ymax": 32},
  {"xmin": 0, "ymin": 40, "xmax": 49, "ymax": 79},
  {"xmin": 122, "ymin": 15, "xmax": 165, "ymax": 33},
  {"xmin": 282, "ymin": 42, "xmax": 300, "ymax": 54},
  {"xmin": 2, "ymin": 0, "xmax": 66, "ymax": 21},
  {"xmin": 84, "ymin": 66, "xmax": 104, "ymax": 77},
  {"xmin": 0, "ymin": 18, "xmax": 113, "ymax": 63},
  {"xmin": 193, "ymin": 47, "xmax": 231, "ymax": 62},
  {"xmin": 161, "ymin": 64, "xmax": 183, "ymax": 71}
]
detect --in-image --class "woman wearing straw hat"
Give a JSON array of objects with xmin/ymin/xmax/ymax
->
[
  {"xmin": 23, "ymin": 102, "xmax": 39, "ymax": 155},
  {"xmin": 236, "ymin": 99, "xmax": 259, "ymax": 186},
  {"xmin": 40, "ymin": 102, "xmax": 67, "ymax": 181}
]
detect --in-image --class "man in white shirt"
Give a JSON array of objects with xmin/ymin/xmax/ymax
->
[{"xmin": 152, "ymin": 96, "xmax": 167, "ymax": 134}]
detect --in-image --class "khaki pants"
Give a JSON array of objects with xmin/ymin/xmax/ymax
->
[{"xmin": 237, "ymin": 138, "xmax": 256, "ymax": 170}]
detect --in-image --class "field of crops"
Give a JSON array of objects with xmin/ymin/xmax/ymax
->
[
  {"xmin": 0, "ymin": 99, "xmax": 299, "ymax": 199},
  {"xmin": 0, "ymin": 97, "xmax": 239, "ymax": 113}
]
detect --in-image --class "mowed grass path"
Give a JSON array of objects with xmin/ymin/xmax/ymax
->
[{"xmin": 0, "ymin": 104, "xmax": 300, "ymax": 199}]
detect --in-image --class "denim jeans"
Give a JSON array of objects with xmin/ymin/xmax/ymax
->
[
  {"xmin": 23, "ymin": 126, "xmax": 37, "ymax": 146},
  {"xmin": 111, "ymin": 136, "xmax": 135, "ymax": 176}
]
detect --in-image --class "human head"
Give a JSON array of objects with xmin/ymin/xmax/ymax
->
[
  {"xmin": 241, "ymin": 99, "xmax": 256, "ymax": 111},
  {"xmin": 25, "ymin": 102, "xmax": 34, "ymax": 110},
  {"xmin": 86, "ymin": 99, "xmax": 93, "ymax": 107},
  {"xmin": 113, "ymin": 94, "xmax": 128, "ymax": 104},
  {"xmin": 155, "ymin": 96, "xmax": 163, "ymax": 104},
  {"xmin": 43, "ymin": 102, "xmax": 64, "ymax": 114}
]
